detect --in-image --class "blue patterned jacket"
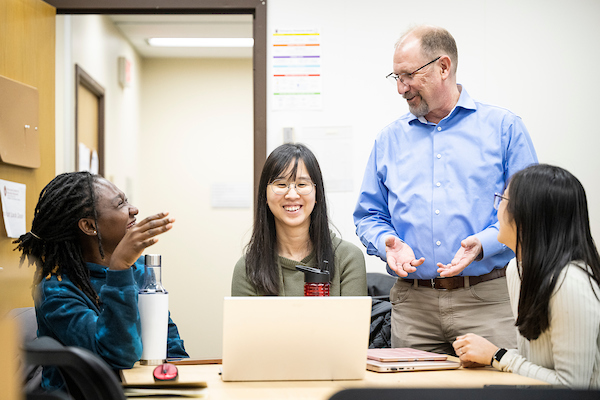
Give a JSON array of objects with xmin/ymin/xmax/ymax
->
[{"xmin": 34, "ymin": 256, "xmax": 188, "ymax": 390}]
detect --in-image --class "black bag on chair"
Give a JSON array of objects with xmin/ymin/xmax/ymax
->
[
  {"xmin": 369, "ymin": 299, "xmax": 392, "ymax": 348},
  {"xmin": 366, "ymin": 273, "xmax": 396, "ymax": 348}
]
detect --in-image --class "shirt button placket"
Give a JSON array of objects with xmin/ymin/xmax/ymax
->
[
  {"xmin": 434, "ymin": 128, "xmax": 443, "ymax": 253},
  {"xmin": 433, "ymin": 126, "xmax": 444, "ymax": 258}
]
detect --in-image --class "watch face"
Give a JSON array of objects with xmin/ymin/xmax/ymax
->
[{"xmin": 494, "ymin": 348, "xmax": 507, "ymax": 362}]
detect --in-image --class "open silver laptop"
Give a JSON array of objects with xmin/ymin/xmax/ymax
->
[{"xmin": 221, "ymin": 296, "xmax": 372, "ymax": 381}]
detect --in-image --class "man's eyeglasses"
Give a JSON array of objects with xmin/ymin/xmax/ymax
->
[
  {"xmin": 386, "ymin": 56, "xmax": 441, "ymax": 86},
  {"xmin": 494, "ymin": 193, "xmax": 509, "ymax": 210},
  {"xmin": 269, "ymin": 179, "xmax": 316, "ymax": 195}
]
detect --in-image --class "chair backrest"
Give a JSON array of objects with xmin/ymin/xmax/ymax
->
[
  {"xmin": 329, "ymin": 388, "xmax": 600, "ymax": 400},
  {"xmin": 8, "ymin": 307, "xmax": 38, "ymax": 344},
  {"xmin": 366, "ymin": 272, "xmax": 396, "ymax": 300},
  {"xmin": 8, "ymin": 307, "xmax": 43, "ymax": 391},
  {"xmin": 25, "ymin": 336, "xmax": 126, "ymax": 400}
]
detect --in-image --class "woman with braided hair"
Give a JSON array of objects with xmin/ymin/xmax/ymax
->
[{"xmin": 15, "ymin": 171, "xmax": 188, "ymax": 391}]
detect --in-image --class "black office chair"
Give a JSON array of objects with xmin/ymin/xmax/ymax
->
[
  {"xmin": 329, "ymin": 387, "xmax": 600, "ymax": 400},
  {"xmin": 24, "ymin": 336, "xmax": 126, "ymax": 400}
]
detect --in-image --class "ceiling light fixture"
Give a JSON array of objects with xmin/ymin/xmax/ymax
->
[{"xmin": 147, "ymin": 38, "xmax": 254, "ymax": 48}]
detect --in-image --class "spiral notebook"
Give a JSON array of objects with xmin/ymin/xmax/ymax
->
[{"xmin": 221, "ymin": 296, "xmax": 372, "ymax": 381}]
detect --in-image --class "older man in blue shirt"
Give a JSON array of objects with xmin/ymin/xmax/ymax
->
[{"xmin": 354, "ymin": 25, "xmax": 537, "ymax": 356}]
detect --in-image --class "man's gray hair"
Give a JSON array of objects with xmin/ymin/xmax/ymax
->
[{"xmin": 395, "ymin": 25, "xmax": 458, "ymax": 75}]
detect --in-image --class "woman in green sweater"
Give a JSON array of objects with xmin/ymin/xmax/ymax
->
[{"xmin": 232, "ymin": 143, "xmax": 367, "ymax": 296}]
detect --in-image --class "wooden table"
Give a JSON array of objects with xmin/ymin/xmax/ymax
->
[{"xmin": 121, "ymin": 358, "xmax": 549, "ymax": 400}]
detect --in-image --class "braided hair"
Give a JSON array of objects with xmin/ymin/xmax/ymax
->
[{"xmin": 14, "ymin": 171, "xmax": 104, "ymax": 306}]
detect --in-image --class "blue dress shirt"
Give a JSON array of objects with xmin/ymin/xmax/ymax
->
[{"xmin": 353, "ymin": 86, "xmax": 538, "ymax": 279}]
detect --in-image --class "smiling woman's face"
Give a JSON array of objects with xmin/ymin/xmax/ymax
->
[
  {"xmin": 266, "ymin": 160, "xmax": 316, "ymax": 233},
  {"xmin": 94, "ymin": 178, "xmax": 139, "ymax": 254}
]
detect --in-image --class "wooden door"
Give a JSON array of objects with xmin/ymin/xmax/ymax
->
[
  {"xmin": 0, "ymin": 0, "xmax": 56, "ymax": 306},
  {"xmin": 0, "ymin": 0, "xmax": 55, "ymax": 398}
]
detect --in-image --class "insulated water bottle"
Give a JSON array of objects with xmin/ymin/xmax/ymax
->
[{"xmin": 138, "ymin": 254, "xmax": 169, "ymax": 365}]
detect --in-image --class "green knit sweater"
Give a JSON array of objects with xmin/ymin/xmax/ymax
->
[{"xmin": 231, "ymin": 234, "xmax": 367, "ymax": 296}]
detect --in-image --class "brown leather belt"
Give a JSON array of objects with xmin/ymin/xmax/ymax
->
[{"xmin": 405, "ymin": 266, "xmax": 507, "ymax": 290}]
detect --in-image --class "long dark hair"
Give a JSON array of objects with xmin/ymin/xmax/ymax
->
[
  {"xmin": 244, "ymin": 143, "xmax": 334, "ymax": 295},
  {"xmin": 507, "ymin": 164, "xmax": 600, "ymax": 340},
  {"xmin": 14, "ymin": 172, "xmax": 104, "ymax": 306}
]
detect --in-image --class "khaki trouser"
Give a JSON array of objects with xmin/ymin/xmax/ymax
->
[{"xmin": 390, "ymin": 276, "xmax": 517, "ymax": 355}]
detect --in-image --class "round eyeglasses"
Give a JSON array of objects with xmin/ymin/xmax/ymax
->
[
  {"xmin": 269, "ymin": 179, "xmax": 315, "ymax": 195},
  {"xmin": 494, "ymin": 193, "xmax": 509, "ymax": 210}
]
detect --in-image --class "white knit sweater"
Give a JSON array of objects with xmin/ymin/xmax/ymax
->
[{"xmin": 498, "ymin": 258, "xmax": 600, "ymax": 388}]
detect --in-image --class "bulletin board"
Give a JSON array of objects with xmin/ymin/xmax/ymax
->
[{"xmin": 0, "ymin": 76, "xmax": 41, "ymax": 169}]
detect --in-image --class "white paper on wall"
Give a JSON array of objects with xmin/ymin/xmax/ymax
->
[
  {"xmin": 298, "ymin": 126, "xmax": 354, "ymax": 192},
  {"xmin": 90, "ymin": 150, "xmax": 99, "ymax": 175},
  {"xmin": 0, "ymin": 179, "xmax": 26, "ymax": 238},
  {"xmin": 272, "ymin": 28, "xmax": 322, "ymax": 111},
  {"xmin": 78, "ymin": 142, "xmax": 91, "ymax": 172},
  {"xmin": 211, "ymin": 183, "xmax": 252, "ymax": 209}
]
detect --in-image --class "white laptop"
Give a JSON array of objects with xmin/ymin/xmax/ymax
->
[{"xmin": 221, "ymin": 296, "xmax": 372, "ymax": 381}]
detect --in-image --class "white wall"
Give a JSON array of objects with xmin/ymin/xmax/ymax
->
[
  {"xmin": 56, "ymin": 14, "xmax": 142, "ymax": 202},
  {"xmin": 57, "ymin": 16, "xmax": 253, "ymax": 358},
  {"xmin": 138, "ymin": 58, "xmax": 253, "ymax": 358},
  {"xmin": 267, "ymin": 0, "xmax": 600, "ymax": 273}
]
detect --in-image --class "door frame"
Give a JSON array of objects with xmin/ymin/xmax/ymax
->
[
  {"xmin": 45, "ymin": 0, "xmax": 267, "ymax": 205},
  {"xmin": 75, "ymin": 64, "xmax": 105, "ymax": 176}
]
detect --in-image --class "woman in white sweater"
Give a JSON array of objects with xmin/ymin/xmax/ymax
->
[{"xmin": 452, "ymin": 164, "xmax": 600, "ymax": 388}]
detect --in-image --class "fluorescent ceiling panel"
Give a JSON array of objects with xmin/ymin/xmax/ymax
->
[{"xmin": 147, "ymin": 38, "xmax": 254, "ymax": 47}]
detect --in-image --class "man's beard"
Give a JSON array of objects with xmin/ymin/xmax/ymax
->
[{"xmin": 405, "ymin": 93, "xmax": 429, "ymax": 117}]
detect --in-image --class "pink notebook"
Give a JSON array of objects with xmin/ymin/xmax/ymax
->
[
  {"xmin": 367, "ymin": 348, "xmax": 449, "ymax": 362},
  {"xmin": 366, "ymin": 358, "xmax": 460, "ymax": 373}
]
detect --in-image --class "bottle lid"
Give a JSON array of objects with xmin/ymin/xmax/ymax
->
[
  {"xmin": 296, "ymin": 265, "xmax": 329, "ymax": 283},
  {"xmin": 145, "ymin": 254, "xmax": 162, "ymax": 267}
]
